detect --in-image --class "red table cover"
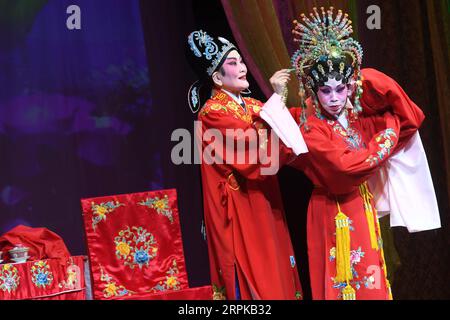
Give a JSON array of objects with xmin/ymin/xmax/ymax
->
[
  {"xmin": 0, "ymin": 256, "xmax": 86, "ymax": 300},
  {"xmin": 0, "ymin": 225, "xmax": 71, "ymax": 262},
  {"xmin": 81, "ymin": 189, "xmax": 209, "ymax": 300}
]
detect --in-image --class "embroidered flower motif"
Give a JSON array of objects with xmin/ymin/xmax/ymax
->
[
  {"xmin": 114, "ymin": 226, "xmax": 158, "ymax": 269},
  {"xmin": 105, "ymin": 283, "xmax": 118, "ymax": 296},
  {"xmin": 150, "ymin": 260, "xmax": 181, "ymax": 292},
  {"xmin": 350, "ymin": 247, "xmax": 365, "ymax": 265},
  {"xmin": 133, "ymin": 250, "xmax": 149, "ymax": 265},
  {"xmin": 251, "ymin": 105, "xmax": 261, "ymax": 113},
  {"xmin": 382, "ymin": 139, "xmax": 393, "ymax": 149},
  {"xmin": 328, "ymin": 121, "xmax": 363, "ymax": 150},
  {"xmin": 331, "ymin": 246, "xmax": 366, "ymax": 298},
  {"xmin": 331, "ymin": 278, "xmax": 347, "ymax": 290},
  {"xmin": 366, "ymin": 128, "xmax": 397, "ymax": 166},
  {"xmin": 212, "ymin": 284, "xmax": 226, "ymax": 300},
  {"xmin": 95, "ymin": 205, "xmax": 108, "ymax": 218},
  {"xmin": 36, "ymin": 260, "xmax": 46, "ymax": 268},
  {"xmin": 0, "ymin": 264, "xmax": 20, "ymax": 293},
  {"xmin": 91, "ymin": 201, "xmax": 125, "ymax": 231},
  {"xmin": 165, "ymin": 276, "xmax": 178, "ymax": 288},
  {"xmin": 36, "ymin": 273, "xmax": 49, "ymax": 285},
  {"xmin": 366, "ymin": 155, "xmax": 379, "ymax": 166},
  {"xmin": 216, "ymin": 93, "xmax": 251, "ymax": 122},
  {"xmin": 363, "ymin": 275, "xmax": 376, "ymax": 288},
  {"xmin": 329, "ymin": 247, "xmax": 336, "ymax": 262},
  {"xmin": 116, "ymin": 242, "xmax": 131, "ymax": 256},
  {"xmin": 31, "ymin": 261, "xmax": 54, "ymax": 289},
  {"xmin": 348, "ymin": 218, "xmax": 355, "ymax": 231},
  {"xmin": 350, "ymin": 247, "xmax": 365, "ymax": 278},
  {"xmin": 236, "ymin": 113, "xmax": 252, "ymax": 123},
  {"xmin": 226, "ymin": 101, "xmax": 239, "ymax": 112},
  {"xmin": 100, "ymin": 266, "xmax": 131, "ymax": 298},
  {"xmin": 138, "ymin": 195, "xmax": 174, "ymax": 223},
  {"xmin": 153, "ymin": 199, "xmax": 166, "ymax": 210},
  {"xmin": 257, "ymin": 128, "xmax": 269, "ymax": 151},
  {"xmin": 210, "ymin": 104, "xmax": 224, "ymax": 112},
  {"xmin": 201, "ymin": 93, "xmax": 255, "ymax": 123}
]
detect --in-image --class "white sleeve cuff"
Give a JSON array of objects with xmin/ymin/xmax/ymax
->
[
  {"xmin": 260, "ymin": 93, "xmax": 308, "ymax": 155},
  {"xmin": 368, "ymin": 132, "xmax": 441, "ymax": 232}
]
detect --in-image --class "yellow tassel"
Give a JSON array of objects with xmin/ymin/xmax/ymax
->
[
  {"xmin": 359, "ymin": 183, "xmax": 379, "ymax": 250},
  {"xmin": 386, "ymin": 280, "xmax": 393, "ymax": 300},
  {"xmin": 334, "ymin": 201, "xmax": 352, "ymax": 283},
  {"xmin": 342, "ymin": 283, "xmax": 356, "ymax": 300}
]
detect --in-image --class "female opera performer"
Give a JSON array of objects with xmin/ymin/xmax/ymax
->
[{"xmin": 261, "ymin": 7, "xmax": 441, "ymax": 300}]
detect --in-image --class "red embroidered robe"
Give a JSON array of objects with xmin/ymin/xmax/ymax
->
[
  {"xmin": 289, "ymin": 68, "xmax": 425, "ymax": 300},
  {"xmin": 198, "ymin": 90, "xmax": 302, "ymax": 300}
]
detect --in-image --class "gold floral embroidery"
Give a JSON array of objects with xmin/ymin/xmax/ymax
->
[
  {"xmin": 226, "ymin": 101, "xmax": 239, "ymax": 112},
  {"xmin": 116, "ymin": 242, "xmax": 131, "ymax": 256},
  {"xmin": 212, "ymin": 284, "xmax": 226, "ymax": 300},
  {"xmin": 212, "ymin": 93, "xmax": 253, "ymax": 123},
  {"xmin": 214, "ymin": 92, "xmax": 228, "ymax": 101},
  {"xmin": 0, "ymin": 264, "xmax": 20, "ymax": 293},
  {"xmin": 224, "ymin": 101, "xmax": 251, "ymax": 123},
  {"xmin": 91, "ymin": 201, "xmax": 125, "ymax": 231},
  {"xmin": 253, "ymin": 120, "xmax": 268, "ymax": 150},
  {"xmin": 138, "ymin": 194, "xmax": 174, "ymax": 223},
  {"xmin": 257, "ymin": 128, "xmax": 268, "ymax": 151},
  {"xmin": 150, "ymin": 260, "xmax": 182, "ymax": 292},
  {"xmin": 210, "ymin": 104, "xmax": 225, "ymax": 112},
  {"xmin": 250, "ymin": 104, "xmax": 261, "ymax": 114},
  {"xmin": 200, "ymin": 93, "xmax": 263, "ymax": 124},
  {"xmin": 366, "ymin": 128, "xmax": 397, "ymax": 166},
  {"xmin": 244, "ymin": 97, "xmax": 261, "ymax": 106},
  {"xmin": 200, "ymin": 103, "xmax": 228, "ymax": 117},
  {"xmin": 114, "ymin": 226, "xmax": 158, "ymax": 269},
  {"xmin": 100, "ymin": 266, "xmax": 131, "ymax": 298},
  {"xmin": 327, "ymin": 120, "xmax": 363, "ymax": 150}
]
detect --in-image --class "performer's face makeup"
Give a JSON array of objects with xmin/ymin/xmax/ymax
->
[
  {"xmin": 317, "ymin": 78, "xmax": 349, "ymax": 118},
  {"xmin": 213, "ymin": 50, "xmax": 249, "ymax": 95}
]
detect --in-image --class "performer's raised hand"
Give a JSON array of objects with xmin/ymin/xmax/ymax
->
[{"xmin": 270, "ymin": 69, "xmax": 291, "ymax": 95}]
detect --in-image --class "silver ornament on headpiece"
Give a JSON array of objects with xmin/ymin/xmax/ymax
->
[{"xmin": 188, "ymin": 30, "xmax": 236, "ymax": 76}]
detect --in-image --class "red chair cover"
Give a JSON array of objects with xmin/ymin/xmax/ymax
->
[
  {"xmin": 81, "ymin": 189, "xmax": 206, "ymax": 300},
  {"xmin": 0, "ymin": 256, "xmax": 86, "ymax": 300}
]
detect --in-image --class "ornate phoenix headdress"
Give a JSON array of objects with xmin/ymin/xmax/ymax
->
[{"xmin": 291, "ymin": 7, "xmax": 364, "ymax": 124}]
